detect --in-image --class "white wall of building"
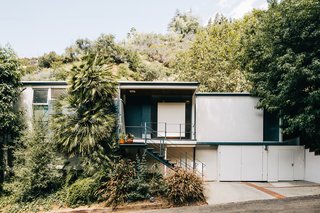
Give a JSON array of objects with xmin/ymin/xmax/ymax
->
[
  {"xmin": 195, "ymin": 146, "xmax": 218, "ymax": 181},
  {"xmin": 196, "ymin": 95, "xmax": 263, "ymax": 142},
  {"xmin": 305, "ymin": 149, "xmax": 320, "ymax": 183},
  {"xmin": 166, "ymin": 146, "xmax": 194, "ymax": 169},
  {"xmin": 19, "ymin": 87, "xmax": 34, "ymax": 127}
]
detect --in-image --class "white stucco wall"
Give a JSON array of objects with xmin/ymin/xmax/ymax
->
[
  {"xmin": 305, "ymin": 149, "xmax": 320, "ymax": 183},
  {"xmin": 195, "ymin": 146, "xmax": 218, "ymax": 181},
  {"xmin": 196, "ymin": 95, "xmax": 263, "ymax": 142},
  {"xmin": 19, "ymin": 87, "xmax": 34, "ymax": 127}
]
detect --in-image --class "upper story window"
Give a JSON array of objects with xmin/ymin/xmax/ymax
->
[
  {"xmin": 33, "ymin": 88, "xmax": 48, "ymax": 104},
  {"xmin": 33, "ymin": 88, "xmax": 49, "ymax": 122},
  {"xmin": 32, "ymin": 87, "xmax": 67, "ymax": 122},
  {"xmin": 51, "ymin": 88, "xmax": 65, "ymax": 100}
]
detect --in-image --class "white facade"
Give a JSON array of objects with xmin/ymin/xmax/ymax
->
[
  {"xmin": 19, "ymin": 82, "xmax": 67, "ymax": 126},
  {"xmin": 19, "ymin": 87, "xmax": 34, "ymax": 127},
  {"xmin": 305, "ymin": 149, "xmax": 320, "ymax": 183},
  {"xmin": 196, "ymin": 95, "xmax": 264, "ymax": 142},
  {"xmin": 195, "ymin": 146, "xmax": 218, "ymax": 181},
  {"xmin": 216, "ymin": 145, "xmax": 304, "ymax": 182}
]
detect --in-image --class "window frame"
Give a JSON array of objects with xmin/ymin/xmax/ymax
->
[{"xmin": 32, "ymin": 86, "xmax": 67, "ymax": 121}]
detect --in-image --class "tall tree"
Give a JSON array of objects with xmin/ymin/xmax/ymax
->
[
  {"xmin": 168, "ymin": 10, "xmax": 201, "ymax": 37},
  {"xmin": 52, "ymin": 54, "xmax": 117, "ymax": 159},
  {"xmin": 241, "ymin": 0, "xmax": 320, "ymax": 147},
  {"xmin": 0, "ymin": 46, "xmax": 23, "ymax": 190},
  {"xmin": 14, "ymin": 121, "xmax": 63, "ymax": 201},
  {"xmin": 176, "ymin": 17, "xmax": 251, "ymax": 92}
]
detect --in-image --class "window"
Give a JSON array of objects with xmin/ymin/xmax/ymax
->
[
  {"xmin": 33, "ymin": 105, "xmax": 49, "ymax": 122},
  {"xmin": 33, "ymin": 89, "xmax": 48, "ymax": 104},
  {"xmin": 33, "ymin": 88, "xmax": 49, "ymax": 122},
  {"xmin": 51, "ymin": 88, "xmax": 65, "ymax": 100}
]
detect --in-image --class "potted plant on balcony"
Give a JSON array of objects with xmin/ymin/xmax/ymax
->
[
  {"xmin": 119, "ymin": 133, "xmax": 126, "ymax": 144},
  {"xmin": 126, "ymin": 133, "xmax": 134, "ymax": 144}
]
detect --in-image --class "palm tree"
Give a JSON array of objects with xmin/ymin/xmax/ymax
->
[{"xmin": 52, "ymin": 55, "xmax": 117, "ymax": 158}]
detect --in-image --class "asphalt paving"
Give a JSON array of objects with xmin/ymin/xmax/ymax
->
[{"xmin": 142, "ymin": 195, "xmax": 320, "ymax": 213}]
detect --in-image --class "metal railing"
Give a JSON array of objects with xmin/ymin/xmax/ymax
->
[
  {"xmin": 141, "ymin": 122, "xmax": 206, "ymax": 179},
  {"xmin": 124, "ymin": 122, "xmax": 195, "ymax": 140}
]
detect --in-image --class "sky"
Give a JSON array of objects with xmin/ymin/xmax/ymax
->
[{"xmin": 0, "ymin": 0, "xmax": 268, "ymax": 58}]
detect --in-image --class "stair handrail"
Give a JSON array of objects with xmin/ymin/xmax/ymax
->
[{"xmin": 143, "ymin": 122, "xmax": 206, "ymax": 178}]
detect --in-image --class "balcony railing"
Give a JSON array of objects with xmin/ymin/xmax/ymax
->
[{"xmin": 124, "ymin": 122, "xmax": 195, "ymax": 140}]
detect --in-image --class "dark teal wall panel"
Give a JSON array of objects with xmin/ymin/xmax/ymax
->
[{"xmin": 263, "ymin": 110, "xmax": 279, "ymax": 141}]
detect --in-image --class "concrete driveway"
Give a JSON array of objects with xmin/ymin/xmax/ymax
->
[{"xmin": 205, "ymin": 181, "xmax": 320, "ymax": 205}]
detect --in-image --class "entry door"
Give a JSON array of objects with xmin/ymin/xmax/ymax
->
[
  {"xmin": 278, "ymin": 150, "xmax": 294, "ymax": 181},
  {"xmin": 157, "ymin": 103, "xmax": 185, "ymax": 137}
]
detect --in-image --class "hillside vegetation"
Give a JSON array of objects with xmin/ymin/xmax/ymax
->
[{"xmin": 20, "ymin": 10, "xmax": 251, "ymax": 92}]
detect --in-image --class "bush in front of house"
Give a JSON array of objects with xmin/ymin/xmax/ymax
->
[
  {"xmin": 66, "ymin": 177, "xmax": 99, "ymax": 207},
  {"xmin": 165, "ymin": 169, "xmax": 206, "ymax": 205},
  {"xmin": 14, "ymin": 121, "xmax": 63, "ymax": 202},
  {"xmin": 98, "ymin": 158, "xmax": 151, "ymax": 209}
]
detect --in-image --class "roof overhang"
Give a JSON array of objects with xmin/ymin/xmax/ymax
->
[
  {"xmin": 119, "ymin": 81, "xmax": 199, "ymax": 90},
  {"xmin": 196, "ymin": 92, "xmax": 252, "ymax": 96},
  {"xmin": 21, "ymin": 81, "xmax": 67, "ymax": 86}
]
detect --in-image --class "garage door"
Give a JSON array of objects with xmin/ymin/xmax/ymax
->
[
  {"xmin": 196, "ymin": 147, "xmax": 218, "ymax": 181},
  {"xmin": 219, "ymin": 146, "xmax": 265, "ymax": 181}
]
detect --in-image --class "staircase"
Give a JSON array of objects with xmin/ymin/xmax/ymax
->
[
  {"xmin": 145, "ymin": 147, "xmax": 175, "ymax": 168},
  {"xmin": 141, "ymin": 124, "xmax": 206, "ymax": 178},
  {"xmin": 120, "ymin": 123, "xmax": 206, "ymax": 177}
]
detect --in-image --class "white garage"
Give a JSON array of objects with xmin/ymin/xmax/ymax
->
[
  {"xmin": 218, "ymin": 145, "xmax": 305, "ymax": 182},
  {"xmin": 218, "ymin": 146, "xmax": 267, "ymax": 181}
]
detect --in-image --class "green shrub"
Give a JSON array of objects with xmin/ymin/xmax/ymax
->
[
  {"xmin": 148, "ymin": 172, "xmax": 168, "ymax": 196},
  {"xmin": 38, "ymin": 51, "xmax": 62, "ymax": 68},
  {"xmin": 98, "ymin": 158, "xmax": 150, "ymax": 209},
  {"xmin": 14, "ymin": 121, "xmax": 63, "ymax": 201},
  {"xmin": 66, "ymin": 177, "xmax": 98, "ymax": 207},
  {"xmin": 165, "ymin": 169, "xmax": 206, "ymax": 205}
]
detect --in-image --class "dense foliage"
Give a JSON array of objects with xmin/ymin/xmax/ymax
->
[
  {"xmin": 66, "ymin": 177, "xmax": 99, "ymax": 207},
  {"xmin": 241, "ymin": 0, "xmax": 320, "ymax": 147},
  {"xmin": 52, "ymin": 56, "xmax": 117, "ymax": 157},
  {"xmin": 99, "ymin": 157, "xmax": 150, "ymax": 209},
  {"xmin": 0, "ymin": 46, "xmax": 23, "ymax": 190},
  {"xmin": 176, "ymin": 17, "xmax": 251, "ymax": 92},
  {"xmin": 168, "ymin": 10, "xmax": 201, "ymax": 37},
  {"xmin": 13, "ymin": 121, "xmax": 63, "ymax": 201},
  {"xmin": 165, "ymin": 169, "xmax": 205, "ymax": 205}
]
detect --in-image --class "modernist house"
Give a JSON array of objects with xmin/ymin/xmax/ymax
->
[{"xmin": 20, "ymin": 81, "xmax": 306, "ymax": 182}]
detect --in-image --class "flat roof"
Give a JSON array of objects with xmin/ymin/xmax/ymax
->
[
  {"xmin": 119, "ymin": 81, "xmax": 199, "ymax": 90},
  {"xmin": 22, "ymin": 81, "xmax": 67, "ymax": 86},
  {"xmin": 196, "ymin": 92, "xmax": 251, "ymax": 96},
  {"xmin": 21, "ymin": 81, "xmax": 252, "ymax": 95},
  {"xmin": 22, "ymin": 81, "xmax": 199, "ymax": 86},
  {"xmin": 118, "ymin": 81, "xmax": 199, "ymax": 86}
]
